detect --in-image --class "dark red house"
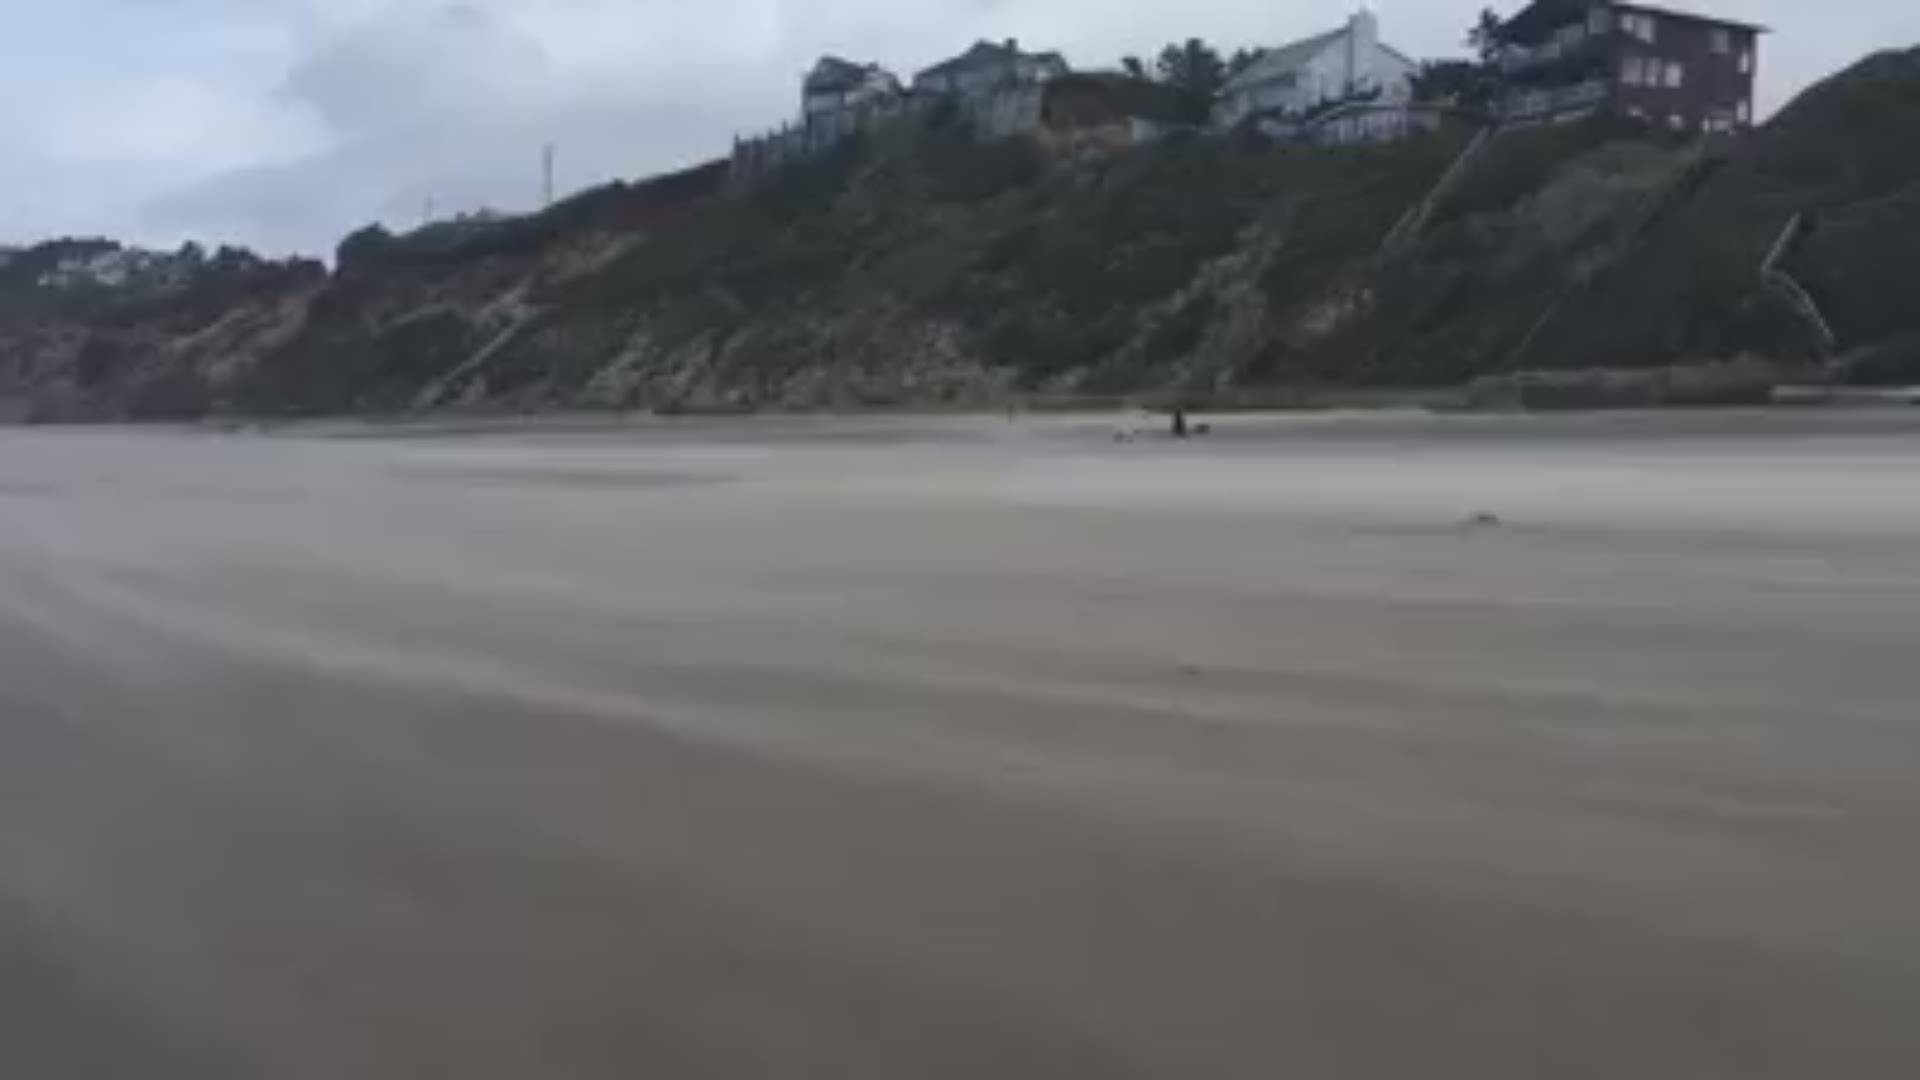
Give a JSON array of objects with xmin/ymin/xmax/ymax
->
[{"xmin": 1497, "ymin": 1, "xmax": 1764, "ymax": 132}]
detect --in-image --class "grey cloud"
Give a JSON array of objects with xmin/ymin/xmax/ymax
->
[
  {"xmin": 146, "ymin": 1, "xmax": 769, "ymax": 253},
  {"xmin": 143, "ymin": 97, "xmax": 739, "ymax": 256},
  {"xmin": 278, "ymin": 2, "xmax": 553, "ymax": 131},
  {"xmin": 3, "ymin": 0, "xmax": 1908, "ymax": 256}
]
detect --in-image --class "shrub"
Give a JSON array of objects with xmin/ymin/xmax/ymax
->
[
  {"xmin": 1430, "ymin": 115, "xmax": 1650, "ymax": 226},
  {"xmin": 1837, "ymin": 333, "xmax": 1920, "ymax": 386},
  {"xmin": 125, "ymin": 364, "xmax": 214, "ymax": 420}
]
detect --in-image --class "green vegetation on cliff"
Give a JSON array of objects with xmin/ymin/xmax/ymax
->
[
  {"xmin": 308, "ymin": 116, "xmax": 1471, "ymax": 412},
  {"xmin": 3, "ymin": 48, "xmax": 1917, "ymax": 420},
  {"xmin": 1514, "ymin": 48, "xmax": 1920, "ymax": 379}
]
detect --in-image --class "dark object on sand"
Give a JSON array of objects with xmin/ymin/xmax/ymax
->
[{"xmin": 1171, "ymin": 410, "xmax": 1190, "ymax": 439}]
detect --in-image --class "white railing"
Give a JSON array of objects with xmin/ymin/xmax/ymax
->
[
  {"xmin": 1499, "ymin": 79, "xmax": 1608, "ymax": 122},
  {"xmin": 1499, "ymin": 23, "xmax": 1593, "ymax": 74},
  {"xmin": 1501, "ymin": 40, "xmax": 1566, "ymax": 73},
  {"xmin": 730, "ymin": 96, "xmax": 933, "ymax": 186}
]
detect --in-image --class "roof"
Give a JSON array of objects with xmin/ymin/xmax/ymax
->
[
  {"xmin": 1503, "ymin": 0, "xmax": 1767, "ymax": 37},
  {"xmin": 1221, "ymin": 27, "xmax": 1348, "ymax": 95},
  {"xmin": 916, "ymin": 40, "xmax": 1066, "ymax": 81},
  {"xmin": 806, "ymin": 56, "xmax": 878, "ymax": 93},
  {"xmin": 1613, "ymin": 2, "xmax": 1769, "ymax": 33}
]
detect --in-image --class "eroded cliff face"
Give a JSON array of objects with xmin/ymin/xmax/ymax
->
[
  {"xmin": 6, "ymin": 50, "xmax": 1917, "ymax": 422},
  {"xmin": 0, "ymin": 246, "xmax": 327, "ymax": 423}
]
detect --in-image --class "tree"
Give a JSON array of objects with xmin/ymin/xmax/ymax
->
[
  {"xmin": 1411, "ymin": 59, "xmax": 1498, "ymax": 110},
  {"xmin": 1227, "ymin": 48, "xmax": 1261, "ymax": 80},
  {"xmin": 335, "ymin": 224, "xmax": 396, "ymax": 272},
  {"xmin": 1466, "ymin": 6, "xmax": 1507, "ymax": 64},
  {"xmin": 1121, "ymin": 55, "xmax": 1147, "ymax": 79},
  {"xmin": 1156, "ymin": 38, "xmax": 1229, "ymax": 97},
  {"xmin": 1412, "ymin": 9, "xmax": 1506, "ymax": 111},
  {"xmin": 212, "ymin": 245, "xmax": 258, "ymax": 271}
]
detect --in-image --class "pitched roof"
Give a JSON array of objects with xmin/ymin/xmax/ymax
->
[
  {"xmin": 806, "ymin": 56, "xmax": 876, "ymax": 93},
  {"xmin": 1222, "ymin": 27, "xmax": 1347, "ymax": 95},
  {"xmin": 917, "ymin": 40, "xmax": 1065, "ymax": 80},
  {"xmin": 1613, "ymin": 2, "xmax": 1769, "ymax": 32},
  {"xmin": 1504, "ymin": 0, "xmax": 1767, "ymax": 36}
]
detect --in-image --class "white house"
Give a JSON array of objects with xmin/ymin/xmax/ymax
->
[
  {"xmin": 803, "ymin": 56, "xmax": 903, "ymax": 120},
  {"xmin": 35, "ymin": 246, "xmax": 186, "ymax": 291},
  {"xmin": 912, "ymin": 39, "xmax": 1069, "ymax": 98},
  {"xmin": 1214, "ymin": 10, "xmax": 1418, "ymax": 130}
]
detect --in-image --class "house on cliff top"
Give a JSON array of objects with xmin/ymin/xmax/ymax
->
[
  {"xmin": 804, "ymin": 57, "xmax": 903, "ymax": 119},
  {"xmin": 1496, "ymin": 1, "xmax": 1763, "ymax": 131},
  {"xmin": 913, "ymin": 40, "xmax": 1069, "ymax": 98},
  {"xmin": 1215, "ymin": 10, "xmax": 1418, "ymax": 131}
]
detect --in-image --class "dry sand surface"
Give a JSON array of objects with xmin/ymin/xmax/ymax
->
[{"xmin": 1, "ymin": 410, "xmax": 1917, "ymax": 1078}]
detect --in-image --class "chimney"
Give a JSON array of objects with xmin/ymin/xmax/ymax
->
[{"xmin": 1346, "ymin": 7, "xmax": 1379, "ymax": 95}]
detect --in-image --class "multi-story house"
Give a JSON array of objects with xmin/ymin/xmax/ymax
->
[
  {"xmin": 1497, "ymin": 1, "xmax": 1763, "ymax": 132},
  {"xmin": 912, "ymin": 40, "xmax": 1069, "ymax": 98},
  {"xmin": 803, "ymin": 57, "xmax": 903, "ymax": 121},
  {"xmin": 1215, "ymin": 11, "xmax": 1419, "ymax": 131}
]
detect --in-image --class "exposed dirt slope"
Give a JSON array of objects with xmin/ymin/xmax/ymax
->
[{"xmin": 3, "ymin": 53, "xmax": 1914, "ymax": 420}]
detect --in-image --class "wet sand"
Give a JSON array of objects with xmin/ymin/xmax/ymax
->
[{"xmin": 1, "ymin": 411, "xmax": 1918, "ymax": 1078}]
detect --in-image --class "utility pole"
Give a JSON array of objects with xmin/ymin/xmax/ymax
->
[{"xmin": 542, "ymin": 143, "xmax": 556, "ymax": 209}]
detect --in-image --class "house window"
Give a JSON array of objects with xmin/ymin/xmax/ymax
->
[
  {"xmin": 1737, "ymin": 100, "xmax": 1752, "ymax": 124},
  {"xmin": 1664, "ymin": 61, "xmax": 1685, "ymax": 88},
  {"xmin": 1669, "ymin": 113, "xmax": 1687, "ymax": 131},
  {"xmin": 1739, "ymin": 50, "xmax": 1754, "ymax": 75},
  {"xmin": 1589, "ymin": 8, "xmax": 1613, "ymax": 33},
  {"xmin": 1621, "ymin": 12, "xmax": 1658, "ymax": 43},
  {"xmin": 1710, "ymin": 28, "xmax": 1732, "ymax": 54},
  {"xmin": 1621, "ymin": 56, "xmax": 1647, "ymax": 86}
]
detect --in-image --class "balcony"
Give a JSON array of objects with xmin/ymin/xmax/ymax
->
[
  {"xmin": 1500, "ymin": 24, "xmax": 1603, "ymax": 75},
  {"xmin": 1499, "ymin": 79, "xmax": 1610, "ymax": 122}
]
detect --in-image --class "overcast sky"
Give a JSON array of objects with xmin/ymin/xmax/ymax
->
[{"xmin": 0, "ymin": 0, "xmax": 1907, "ymax": 255}]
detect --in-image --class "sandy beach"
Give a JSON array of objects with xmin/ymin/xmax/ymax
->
[{"xmin": 1, "ymin": 410, "xmax": 1917, "ymax": 1078}]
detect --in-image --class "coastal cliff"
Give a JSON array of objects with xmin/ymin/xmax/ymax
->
[{"xmin": 3, "ymin": 49, "xmax": 1915, "ymax": 421}]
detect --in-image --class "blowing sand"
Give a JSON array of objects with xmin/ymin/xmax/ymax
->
[{"xmin": 0, "ymin": 410, "xmax": 1916, "ymax": 1078}]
